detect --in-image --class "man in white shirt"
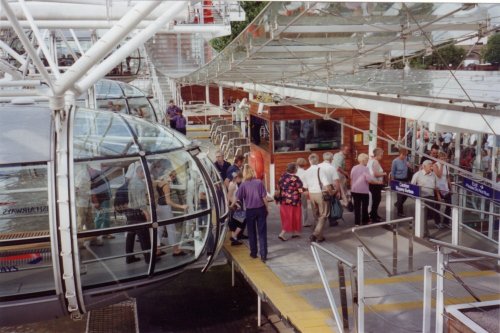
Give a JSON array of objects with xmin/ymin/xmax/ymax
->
[
  {"xmin": 302, "ymin": 153, "xmax": 334, "ymax": 242},
  {"xmin": 411, "ymin": 159, "xmax": 442, "ymax": 236},
  {"xmin": 296, "ymin": 157, "xmax": 311, "ymax": 227},
  {"xmin": 320, "ymin": 152, "xmax": 341, "ymax": 226}
]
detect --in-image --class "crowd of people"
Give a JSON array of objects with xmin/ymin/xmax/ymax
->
[{"xmin": 215, "ymin": 133, "xmax": 497, "ymax": 262}]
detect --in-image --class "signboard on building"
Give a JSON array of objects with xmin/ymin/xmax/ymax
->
[{"xmin": 390, "ymin": 180, "xmax": 420, "ymax": 197}]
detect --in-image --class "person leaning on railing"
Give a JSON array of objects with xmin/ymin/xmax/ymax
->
[{"xmin": 411, "ymin": 159, "xmax": 443, "ymax": 237}]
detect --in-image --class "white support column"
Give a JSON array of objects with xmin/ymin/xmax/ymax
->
[
  {"xmin": 415, "ymin": 198, "xmax": 425, "ymax": 238},
  {"xmin": 257, "ymin": 295, "xmax": 261, "ymax": 327},
  {"xmin": 368, "ymin": 111, "xmax": 378, "ymax": 156},
  {"xmin": 205, "ymin": 85, "xmax": 210, "ymax": 104},
  {"xmin": 1, "ymin": 0, "xmax": 54, "ymax": 91},
  {"xmin": 357, "ymin": 246, "xmax": 365, "ymax": 333},
  {"xmin": 74, "ymin": 2, "xmax": 187, "ymax": 94},
  {"xmin": 53, "ymin": 1, "xmax": 163, "ymax": 95},
  {"xmin": 422, "ymin": 265, "xmax": 432, "ymax": 333},
  {"xmin": 412, "ymin": 120, "xmax": 418, "ymax": 166},
  {"xmin": 451, "ymin": 206, "xmax": 459, "ymax": 246},
  {"xmin": 435, "ymin": 247, "xmax": 445, "ymax": 333},
  {"xmin": 488, "ymin": 135, "xmax": 497, "ymax": 239},
  {"xmin": 219, "ymin": 86, "xmax": 223, "ymax": 108},
  {"xmin": 386, "ymin": 189, "xmax": 393, "ymax": 222},
  {"xmin": 18, "ymin": 0, "xmax": 60, "ymax": 78},
  {"xmin": 249, "ymin": 92, "xmax": 254, "ymax": 101},
  {"xmin": 454, "ymin": 132, "xmax": 461, "ymax": 166}
]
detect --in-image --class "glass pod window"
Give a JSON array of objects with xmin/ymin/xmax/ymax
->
[{"xmin": 0, "ymin": 164, "xmax": 55, "ymax": 297}]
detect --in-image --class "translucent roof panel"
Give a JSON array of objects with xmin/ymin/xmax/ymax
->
[
  {"xmin": 182, "ymin": 2, "xmax": 500, "ymax": 107},
  {"xmin": 95, "ymin": 79, "xmax": 146, "ymax": 99},
  {"xmin": 73, "ymin": 108, "xmax": 186, "ymax": 160},
  {"xmin": 0, "ymin": 105, "xmax": 52, "ymax": 164}
]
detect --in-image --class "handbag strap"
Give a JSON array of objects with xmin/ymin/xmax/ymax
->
[{"xmin": 317, "ymin": 167, "xmax": 323, "ymax": 190}]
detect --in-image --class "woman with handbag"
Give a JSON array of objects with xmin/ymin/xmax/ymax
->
[
  {"xmin": 154, "ymin": 168, "xmax": 189, "ymax": 256},
  {"xmin": 227, "ymin": 171, "xmax": 245, "ymax": 246},
  {"xmin": 277, "ymin": 162, "xmax": 304, "ymax": 241}
]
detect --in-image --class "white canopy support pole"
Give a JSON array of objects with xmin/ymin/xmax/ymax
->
[
  {"xmin": 18, "ymin": 0, "xmax": 60, "ymax": 78},
  {"xmin": 74, "ymin": 1, "xmax": 187, "ymax": 94},
  {"xmin": 57, "ymin": 30, "xmax": 78, "ymax": 61},
  {"xmin": 69, "ymin": 29, "xmax": 84, "ymax": 55},
  {"xmin": 368, "ymin": 111, "xmax": 378, "ymax": 156},
  {"xmin": 205, "ymin": 85, "xmax": 210, "ymax": 104},
  {"xmin": 219, "ymin": 85, "xmax": 223, "ymax": 107},
  {"xmin": 0, "ymin": 40, "xmax": 26, "ymax": 66},
  {"xmin": 53, "ymin": 0, "xmax": 162, "ymax": 95},
  {"xmin": 1, "ymin": 0, "xmax": 54, "ymax": 91},
  {"xmin": 435, "ymin": 247, "xmax": 445, "ymax": 333},
  {"xmin": 422, "ymin": 265, "xmax": 432, "ymax": 333}
]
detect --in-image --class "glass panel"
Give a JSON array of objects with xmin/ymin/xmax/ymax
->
[
  {"xmin": 273, "ymin": 119, "xmax": 342, "ymax": 153},
  {"xmin": 0, "ymin": 106, "xmax": 52, "ymax": 164},
  {"xmin": 96, "ymin": 99, "xmax": 127, "ymax": 114},
  {"xmin": 73, "ymin": 108, "xmax": 139, "ymax": 159},
  {"xmin": 126, "ymin": 117, "xmax": 185, "ymax": 153},
  {"xmin": 0, "ymin": 165, "xmax": 49, "ymax": 234},
  {"xmin": 147, "ymin": 151, "xmax": 209, "ymax": 219},
  {"xmin": 79, "ymin": 229, "xmax": 151, "ymax": 287},
  {"xmin": 74, "ymin": 157, "xmax": 149, "ymax": 232},
  {"xmin": 127, "ymin": 97, "xmax": 156, "ymax": 122},
  {"xmin": 119, "ymin": 82, "xmax": 145, "ymax": 98},
  {"xmin": 0, "ymin": 164, "xmax": 54, "ymax": 296},
  {"xmin": 95, "ymin": 80, "xmax": 124, "ymax": 99}
]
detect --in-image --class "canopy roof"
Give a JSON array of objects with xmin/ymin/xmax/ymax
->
[{"xmin": 180, "ymin": 2, "xmax": 500, "ymax": 109}]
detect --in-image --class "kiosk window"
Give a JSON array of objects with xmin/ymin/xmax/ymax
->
[{"xmin": 273, "ymin": 119, "xmax": 341, "ymax": 153}]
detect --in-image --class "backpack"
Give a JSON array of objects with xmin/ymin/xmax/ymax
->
[{"xmin": 330, "ymin": 197, "xmax": 344, "ymax": 221}]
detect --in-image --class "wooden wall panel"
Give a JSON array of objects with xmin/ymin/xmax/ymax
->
[
  {"xmin": 223, "ymin": 88, "xmax": 248, "ymax": 103},
  {"xmin": 181, "ymin": 85, "xmax": 205, "ymax": 103},
  {"xmin": 208, "ymin": 86, "xmax": 219, "ymax": 106}
]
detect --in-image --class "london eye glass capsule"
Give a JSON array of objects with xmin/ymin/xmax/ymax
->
[{"xmin": 0, "ymin": 104, "xmax": 227, "ymax": 325}]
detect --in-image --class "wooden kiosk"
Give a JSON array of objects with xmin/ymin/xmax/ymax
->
[{"xmin": 246, "ymin": 99, "xmax": 405, "ymax": 191}]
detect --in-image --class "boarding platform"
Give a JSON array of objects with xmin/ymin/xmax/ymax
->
[{"xmin": 223, "ymin": 198, "xmax": 500, "ymax": 333}]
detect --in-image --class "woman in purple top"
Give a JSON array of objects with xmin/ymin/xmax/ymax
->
[
  {"xmin": 235, "ymin": 164, "xmax": 269, "ymax": 262},
  {"xmin": 350, "ymin": 153, "xmax": 381, "ymax": 225},
  {"xmin": 173, "ymin": 109, "xmax": 187, "ymax": 135}
]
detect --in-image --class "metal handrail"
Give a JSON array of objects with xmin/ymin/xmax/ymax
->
[
  {"xmin": 311, "ymin": 242, "xmax": 355, "ymax": 268},
  {"xmin": 430, "ymin": 239, "xmax": 500, "ymax": 260},
  {"xmin": 311, "ymin": 242, "xmax": 357, "ymax": 333},
  {"xmin": 386, "ymin": 186, "xmax": 500, "ymax": 218},
  {"xmin": 352, "ymin": 217, "xmax": 414, "ymax": 276}
]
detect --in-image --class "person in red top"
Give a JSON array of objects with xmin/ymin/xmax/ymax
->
[{"xmin": 277, "ymin": 162, "xmax": 304, "ymax": 241}]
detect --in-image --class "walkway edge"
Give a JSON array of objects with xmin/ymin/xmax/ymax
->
[{"xmin": 223, "ymin": 238, "xmax": 336, "ymax": 333}]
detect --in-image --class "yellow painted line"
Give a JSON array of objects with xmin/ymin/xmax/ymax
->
[
  {"xmin": 286, "ymin": 270, "xmax": 498, "ymax": 292},
  {"xmin": 224, "ymin": 239, "xmax": 336, "ymax": 332},
  {"xmin": 317, "ymin": 293, "xmax": 500, "ymax": 315}
]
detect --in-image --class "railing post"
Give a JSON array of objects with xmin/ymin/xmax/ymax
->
[
  {"xmin": 311, "ymin": 244, "xmax": 345, "ymax": 333},
  {"xmin": 415, "ymin": 198, "xmax": 425, "ymax": 238},
  {"xmin": 257, "ymin": 294, "xmax": 261, "ymax": 327},
  {"xmin": 409, "ymin": 219, "xmax": 414, "ymax": 272},
  {"xmin": 357, "ymin": 246, "xmax": 364, "ymax": 333},
  {"xmin": 435, "ymin": 247, "xmax": 445, "ymax": 333},
  {"xmin": 386, "ymin": 188, "xmax": 393, "ymax": 222},
  {"xmin": 451, "ymin": 206, "xmax": 459, "ymax": 246},
  {"xmin": 422, "ymin": 265, "xmax": 432, "ymax": 333},
  {"xmin": 392, "ymin": 224, "xmax": 398, "ymax": 275}
]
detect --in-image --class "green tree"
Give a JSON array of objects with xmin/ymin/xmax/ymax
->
[
  {"xmin": 483, "ymin": 33, "xmax": 500, "ymax": 64},
  {"xmin": 426, "ymin": 44, "xmax": 466, "ymax": 68},
  {"xmin": 210, "ymin": 2, "xmax": 268, "ymax": 52}
]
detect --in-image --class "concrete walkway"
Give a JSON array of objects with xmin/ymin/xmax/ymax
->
[{"xmin": 223, "ymin": 200, "xmax": 500, "ymax": 333}]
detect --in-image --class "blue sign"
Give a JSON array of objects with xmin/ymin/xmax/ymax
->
[
  {"xmin": 390, "ymin": 180, "xmax": 420, "ymax": 197},
  {"xmin": 462, "ymin": 178, "xmax": 497, "ymax": 201}
]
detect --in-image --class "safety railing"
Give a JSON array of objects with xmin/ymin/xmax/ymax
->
[
  {"xmin": 351, "ymin": 217, "xmax": 415, "ymax": 277},
  {"xmin": 423, "ymin": 240, "xmax": 500, "ymax": 332},
  {"xmin": 311, "ymin": 242, "xmax": 358, "ymax": 333}
]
